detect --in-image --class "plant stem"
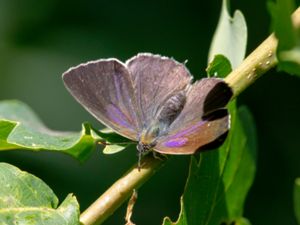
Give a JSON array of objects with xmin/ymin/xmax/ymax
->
[
  {"xmin": 80, "ymin": 7, "xmax": 300, "ymax": 225},
  {"xmin": 224, "ymin": 34, "xmax": 278, "ymax": 97},
  {"xmin": 225, "ymin": 6, "xmax": 300, "ymax": 98},
  {"xmin": 80, "ymin": 155, "xmax": 166, "ymax": 225}
]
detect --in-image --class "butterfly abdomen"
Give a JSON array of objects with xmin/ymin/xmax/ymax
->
[
  {"xmin": 156, "ymin": 91, "xmax": 186, "ymax": 127},
  {"xmin": 138, "ymin": 91, "xmax": 187, "ymax": 151}
]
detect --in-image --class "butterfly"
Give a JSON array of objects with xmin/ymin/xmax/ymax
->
[{"xmin": 63, "ymin": 53, "xmax": 232, "ymax": 164}]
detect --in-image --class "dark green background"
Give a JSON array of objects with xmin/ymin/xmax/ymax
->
[{"xmin": 0, "ymin": 0, "xmax": 300, "ymax": 224}]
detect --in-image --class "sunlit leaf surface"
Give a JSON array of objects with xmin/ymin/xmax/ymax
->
[
  {"xmin": 0, "ymin": 100, "xmax": 129, "ymax": 161},
  {"xmin": 0, "ymin": 163, "xmax": 80, "ymax": 225},
  {"xmin": 208, "ymin": 0, "xmax": 247, "ymax": 69}
]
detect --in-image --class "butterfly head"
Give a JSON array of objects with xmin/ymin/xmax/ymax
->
[
  {"xmin": 136, "ymin": 126, "xmax": 159, "ymax": 168},
  {"xmin": 137, "ymin": 127, "xmax": 158, "ymax": 152}
]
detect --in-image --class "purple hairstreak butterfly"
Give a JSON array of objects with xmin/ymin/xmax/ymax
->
[{"xmin": 62, "ymin": 53, "xmax": 232, "ymax": 164}]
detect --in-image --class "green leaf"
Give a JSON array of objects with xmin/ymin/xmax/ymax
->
[
  {"xmin": 208, "ymin": 0, "xmax": 247, "ymax": 69},
  {"xmin": 269, "ymin": 0, "xmax": 300, "ymax": 76},
  {"xmin": 103, "ymin": 144, "xmax": 130, "ymax": 154},
  {"xmin": 0, "ymin": 163, "xmax": 80, "ymax": 225},
  {"xmin": 0, "ymin": 100, "xmax": 130, "ymax": 161},
  {"xmin": 92, "ymin": 127, "xmax": 134, "ymax": 154},
  {"xmin": 294, "ymin": 178, "xmax": 300, "ymax": 224},
  {"xmin": 235, "ymin": 218, "xmax": 252, "ymax": 225},
  {"xmin": 206, "ymin": 54, "xmax": 232, "ymax": 78},
  {"xmin": 268, "ymin": 0, "xmax": 297, "ymax": 49},
  {"xmin": 163, "ymin": 103, "xmax": 256, "ymax": 225}
]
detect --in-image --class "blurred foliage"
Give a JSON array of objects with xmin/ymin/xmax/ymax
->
[
  {"xmin": 294, "ymin": 178, "xmax": 300, "ymax": 224},
  {"xmin": 0, "ymin": 0, "xmax": 299, "ymax": 225},
  {"xmin": 269, "ymin": 0, "xmax": 300, "ymax": 76}
]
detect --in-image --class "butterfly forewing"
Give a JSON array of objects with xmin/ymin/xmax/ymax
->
[
  {"xmin": 126, "ymin": 54, "xmax": 192, "ymax": 129},
  {"xmin": 63, "ymin": 59, "xmax": 140, "ymax": 140},
  {"xmin": 154, "ymin": 78, "xmax": 232, "ymax": 154}
]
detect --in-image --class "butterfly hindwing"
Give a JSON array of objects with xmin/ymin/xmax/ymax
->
[{"xmin": 154, "ymin": 78, "xmax": 232, "ymax": 154}]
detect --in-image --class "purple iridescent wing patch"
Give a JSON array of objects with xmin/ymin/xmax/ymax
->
[
  {"xmin": 164, "ymin": 138, "xmax": 188, "ymax": 147},
  {"xmin": 106, "ymin": 104, "xmax": 136, "ymax": 130}
]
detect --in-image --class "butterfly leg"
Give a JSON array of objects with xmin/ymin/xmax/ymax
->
[{"xmin": 152, "ymin": 151, "xmax": 168, "ymax": 161}]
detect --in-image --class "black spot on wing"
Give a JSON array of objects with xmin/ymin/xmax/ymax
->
[{"xmin": 203, "ymin": 81, "xmax": 233, "ymax": 117}]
